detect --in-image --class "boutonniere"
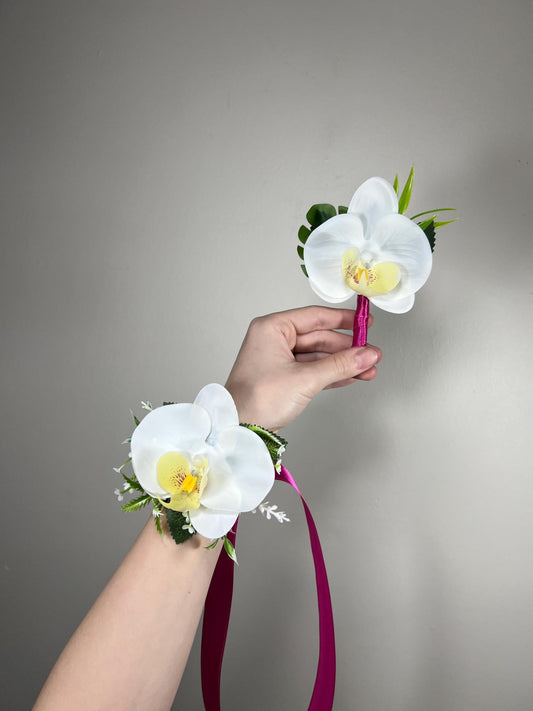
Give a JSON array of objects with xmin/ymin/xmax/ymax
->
[{"xmin": 297, "ymin": 168, "xmax": 456, "ymax": 344}]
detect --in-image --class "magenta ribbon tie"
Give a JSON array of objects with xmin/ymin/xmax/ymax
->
[
  {"xmin": 201, "ymin": 465, "xmax": 336, "ymax": 711},
  {"xmin": 352, "ymin": 294, "xmax": 369, "ymax": 348}
]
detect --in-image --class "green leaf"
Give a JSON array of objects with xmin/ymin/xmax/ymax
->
[
  {"xmin": 121, "ymin": 472, "xmax": 144, "ymax": 493},
  {"xmin": 410, "ymin": 207, "xmax": 456, "ymax": 220},
  {"xmin": 306, "ymin": 203, "xmax": 336, "ymax": 228},
  {"xmin": 398, "ymin": 166, "xmax": 415, "ymax": 214},
  {"xmin": 204, "ymin": 539, "xmax": 219, "ymax": 550},
  {"xmin": 393, "ymin": 174, "xmax": 399, "ymax": 194},
  {"xmin": 162, "ymin": 401, "xmax": 176, "ymax": 406},
  {"xmin": 418, "ymin": 217, "xmax": 436, "ymax": 230},
  {"xmin": 223, "ymin": 536, "xmax": 238, "ymax": 565},
  {"xmin": 152, "ymin": 502, "xmax": 164, "ymax": 536},
  {"xmin": 122, "ymin": 493, "xmax": 153, "ymax": 512},
  {"xmin": 434, "ymin": 218, "xmax": 457, "ymax": 229},
  {"xmin": 300, "ymin": 264, "xmax": 309, "ymax": 278},
  {"xmin": 297, "ymin": 245, "xmax": 304, "ymax": 260},
  {"xmin": 241, "ymin": 424, "xmax": 287, "ymax": 466},
  {"xmin": 166, "ymin": 509, "xmax": 195, "ymax": 545},
  {"xmin": 338, "ymin": 205, "xmax": 348, "ymax": 214},
  {"xmin": 419, "ymin": 219, "xmax": 436, "ymax": 252},
  {"xmin": 131, "ymin": 412, "xmax": 140, "ymax": 426},
  {"xmin": 298, "ymin": 225, "xmax": 311, "ymax": 244}
]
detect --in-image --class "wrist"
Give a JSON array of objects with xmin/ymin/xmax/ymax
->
[{"xmin": 225, "ymin": 383, "xmax": 278, "ymax": 432}]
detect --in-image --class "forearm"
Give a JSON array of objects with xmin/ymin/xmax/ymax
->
[
  {"xmin": 34, "ymin": 518, "xmax": 221, "ymax": 711},
  {"xmin": 34, "ymin": 306, "xmax": 380, "ymax": 711}
]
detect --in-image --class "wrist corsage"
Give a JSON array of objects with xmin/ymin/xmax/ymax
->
[
  {"xmin": 114, "ymin": 383, "xmax": 287, "ymax": 561},
  {"xmin": 298, "ymin": 167, "xmax": 456, "ymax": 344},
  {"xmin": 114, "ymin": 384, "xmax": 334, "ymax": 710}
]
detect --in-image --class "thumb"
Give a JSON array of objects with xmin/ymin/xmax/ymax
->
[{"xmin": 304, "ymin": 346, "xmax": 380, "ymax": 393}]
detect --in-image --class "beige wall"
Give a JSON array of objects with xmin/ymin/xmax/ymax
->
[{"xmin": 1, "ymin": 1, "xmax": 532, "ymax": 709}]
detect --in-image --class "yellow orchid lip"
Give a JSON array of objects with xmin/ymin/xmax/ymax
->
[
  {"xmin": 156, "ymin": 451, "xmax": 207, "ymax": 512},
  {"xmin": 341, "ymin": 247, "xmax": 400, "ymax": 297}
]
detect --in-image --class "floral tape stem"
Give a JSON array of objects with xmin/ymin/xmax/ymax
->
[{"xmin": 352, "ymin": 294, "xmax": 369, "ymax": 348}]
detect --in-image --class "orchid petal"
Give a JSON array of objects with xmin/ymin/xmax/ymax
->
[
  {"xmin": 309, "ymin": 278, "xmax": 353, "ymax": 304},
  {"xmin": 131, "ymin": 404, "xmax": 211, "ymax": 496},
  {"xmin": 194, "ymin": 383, "xmax": 239, "ymax": 445},
  {"xmin": 199, "ymin": 449, "xmax": 243, "ymax": 512},
  {"xmin": 370, "ymin": 292, "xmax": 415, "ymax": 313},
  {"xmin": 369, "ymin": 214, "xmax": 432, "ymax": 293},
  {"xmin": 189, "ymin": 508, "xmax": 239, "ymax": 539},
  {"xmin": 304, "ymin": 214, "xmax": 364, "ymax": 301},
  {"xmin": 348, "ymin": 177, "xmax": 398, "ymax": 235},
  {"xmin": 129, "ymin": 442, "xmax": 174, "ymax": 497},
  {"xmin": 215, "ymin": 426, "xmax": 274, "ymax": 511}
]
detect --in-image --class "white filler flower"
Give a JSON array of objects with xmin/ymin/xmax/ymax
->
[
  {"xmin": 130, "ymin": 384, "xmax": 274, "ymax": 539},
  {"xmin": 304, "ymin": 177, "xmax": 432, "ymax": 313}
]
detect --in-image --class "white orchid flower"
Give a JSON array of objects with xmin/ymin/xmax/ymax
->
[
  {"xmin": 130, "ymin": 384, "xmax": 274, "ymax": 539},
  {"xmin": 303, "ymin": 177, "xmax": 433, "ymax": 313}
]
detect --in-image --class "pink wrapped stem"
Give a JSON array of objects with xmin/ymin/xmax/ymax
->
[{"xmin": 352, "ymin": 294, "xmax": 369, "ymax": 347}]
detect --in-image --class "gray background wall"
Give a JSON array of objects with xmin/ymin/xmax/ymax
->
[{"xmin": 1, "ymin": 1, "xmax": 532, "ymax": 709}]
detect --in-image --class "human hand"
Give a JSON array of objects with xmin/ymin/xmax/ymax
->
[{"xmin": 225, "ymin": 306, "xmax": 382, "ymax": 431}]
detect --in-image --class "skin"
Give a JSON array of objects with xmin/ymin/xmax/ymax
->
[
  {"xmin": 226, "ymin": 305, "xmax": 381, "ymax": 431},
  {"xmin": 33, "ymin": 306, "xmax": 381, "ymax": 711}
]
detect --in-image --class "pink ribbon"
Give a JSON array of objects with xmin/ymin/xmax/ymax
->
[
  {"xmin": 201, "ymin": 465, "xmax": 336, "ymax": 710},
  {"xmin": 352, "ymin": 294, "xmax": 369, "ymax": 347}
]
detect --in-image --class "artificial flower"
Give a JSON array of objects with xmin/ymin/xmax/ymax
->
[
  {"xmin": 303, "ymin": 177, "xmax": 432, "ymax": 313},
  {"xmin": 130, "ymin": 383, "xmax": 274, "ymax": 539}
]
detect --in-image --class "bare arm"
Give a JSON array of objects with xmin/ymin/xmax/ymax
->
[
  {"xmin": 34, "ymin": 521, "xmax": 221, "ymax": 711},
  {"xmin": 33, "ymin": 305, "xmax": 381, "ymax": 711}
]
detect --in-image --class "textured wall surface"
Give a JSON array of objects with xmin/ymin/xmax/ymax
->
[{"xmin": 1, "ymin": 1, "xmax": 532, "ymax": 709}]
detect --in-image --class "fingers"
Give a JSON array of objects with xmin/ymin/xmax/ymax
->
[
  {"xmin": 296, "ymin": 350, "xmax": 380, "ymax": 381},
  {"xmin": 292, "ymin": 311, "xmax": 374, "ymax": 355},
  {"xmin": 294, "ymin": 329, "xmax": 353, "ymax": 354},
  {"xmin": 324, "ymin": 366, "xmax": 379, "ymax": 389},
  {"xmin": 272, "ymin": 305, "xmax": 374, "ymax": 335},
  {"xmin": 302, "ymin": 344, "xmax": 381, "ymax": 393}
]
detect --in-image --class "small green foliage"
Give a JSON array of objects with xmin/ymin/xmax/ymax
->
[
  {"xmin": 162, "ymin": 401, "xmax": 176, "ymax": 406},
  {"xmin": 434, "ymin": 219, "xmax": 457, "ymax": 229},
  {"xmin": 204, "ymin": 539, "xmax": 219, "ymax": 550},
  {"xmin": 223, "ymin": 536, "xmax": 238, "ymax": 565},
  {"xmin": 298, "ymin": 203, "xmax": 346, "ymax": 278},
  {"xmin": 418, "ymin": 217, "xmax": 436, "ymax": 231},
  {"xmin": 131, "ymin": 412, "xmax": 140, "ymax": 426},
  {"xmin": 393, "ymin": 174, "xmax": 399, "ymax": 194},
  {"xmin": 166, "ymin": 509, "xmax": 195, "ymax": 545},
  {"xmin": 419, "ymin": 219, "xmax": 436, "ymax": 252},
  {"xmin": 241, "ymin": 424, "xmax": 287, "ymax": 466},
  {"xmin": 306, "ymin": 203, "xmax": 336, "ymax": 228},
  {"xmin": 298, "ymin": 225, "xmax": 311, "ymax": 244},
  {"xmin": 412, "ymin": 207, "xmax": 456, "ymax": 253},
  {"xmin": 122, "ymin": 493, "xmax": 153, "ymax": 512},
  {"xmin": 398, "ymin": 166, "xmax": 415, "ymax": 214},
  {"xmin": 152, "ymin": 501, "xmax": 164, "ymax": 536},
  {"xmin": 154, "ymin": 513, "xmax": 163, "ymax": 536},
  {"xmin": 410, "ymin": 207, "xmax": 456, "ymax": 221},
  {"xmin": 121, "ymin": 472, "xmax": 144, "ymax": 493}
]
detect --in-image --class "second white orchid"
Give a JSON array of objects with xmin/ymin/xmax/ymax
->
[{"xmin": 303, "ymin": 176, "xmax": 433, "ymax": 314}]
